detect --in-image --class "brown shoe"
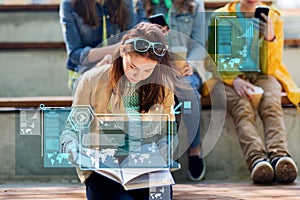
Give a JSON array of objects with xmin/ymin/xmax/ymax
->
[
  {"xmin": 273, "ymin": 157, "xmax": 298, "ymax": 183},
  {"xmin": 251, "ymin": 161, "xmax": 274, "ymax": 184}
]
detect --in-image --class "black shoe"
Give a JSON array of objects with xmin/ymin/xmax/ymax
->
[
  {"xmin": 251, "ymin": 160, "xmax": 274, "ymax": 184},
  {"xmin": 188, "ymin": 156, "xmax": 206, "ymax": 181},
  {"xmin": 272, "ymin": 157, "xmax": 298, "ymax": 183}
]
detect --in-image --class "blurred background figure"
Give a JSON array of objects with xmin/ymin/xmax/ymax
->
[
  {"xmin": 60, "ymin": 0, "xmax": 144, "ymax": 91},
  {"xmin": 208, "ymin": 0, "xmax": 299, "ymax": 184},
  {"xmin": 143, "ymin": 0, "xmax": 207, "ymax": 182}
]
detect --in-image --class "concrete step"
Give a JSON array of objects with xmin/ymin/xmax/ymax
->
[
  {"xmin": 1, "ymin": 108, "xmax": 299, "ymax": 183},
  {"xmin": 173, "ymin": 108, "xmax": 300, "ymax": 182}
]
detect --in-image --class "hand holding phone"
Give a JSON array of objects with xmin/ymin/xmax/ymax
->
[
  {"xmin": 149, "ymin": 13, "xmax": 169, "ymax": 29},
  {"xmin": 254, "ymin": 6, "xmax": 275, "ymax": 41},
  {"xmin": 254, "ymin": 6, "xmax": 269, "ymax": 22}
]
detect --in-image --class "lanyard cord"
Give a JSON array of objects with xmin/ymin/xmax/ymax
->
[{"xmin": 102, "ymin": 15, "xmax": 108, "ymax": 46}]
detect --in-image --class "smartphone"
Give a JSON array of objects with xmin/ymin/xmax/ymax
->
[
  {"xmin": 148, "ymin": 13, "xmax": 169, "ymax": 28},
  {"xmin": 254, "ymin": 6, "xmax": 269, "ymax": 22}
]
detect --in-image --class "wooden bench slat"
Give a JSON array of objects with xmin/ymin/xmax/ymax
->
[
  {"xmin": 0, "ymin": 96, "xmax": 73, "ymax": 108},
  {"xmin": 0, "ymin": 42, "xmax": 65, "ymax": 50},
  {"xmin": 0, "ymin": 94, "xmax": 297, "ymax": 109}
]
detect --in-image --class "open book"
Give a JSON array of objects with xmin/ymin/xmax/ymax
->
[
  {"xmin": 96, "ymin": 166, "xmax": 175, "ymax": 190},
  {"xmin": 77, "ymin": 143, "xmax": 179, "ymax": 190},
  {"xmin": 75, "ymin": 113, "xmax": 179, "ymax": 190}
]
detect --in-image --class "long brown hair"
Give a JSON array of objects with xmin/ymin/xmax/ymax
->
[
  {"xmin": 106, "ymin": 0, "xmax": 130, "ymax": 31},
  {"xmin": 72, "ymin": 0, "xmax": 99, "ymax": 27},
  {"xmin": 72, "ymin": 0, "xmax": 129, "ymax": 30},
  {"xmin": 109, "ymin": 22, "xmax": 182, "ymax": 113}
]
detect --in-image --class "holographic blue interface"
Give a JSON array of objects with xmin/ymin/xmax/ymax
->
[
  {"xmin": 43, "ymin": 107, "xmax": 72, "ymax": 168},
  {"xmin": 77, "ymin": 113, "xmax": 173, "ymax": 170},
  {"xmin": 214, "ymin": 16, "xmax": 260, "ymax": 72},
  {"xmin": 41, "ymin": 106, "xmax": 174, "ymax": 170}
]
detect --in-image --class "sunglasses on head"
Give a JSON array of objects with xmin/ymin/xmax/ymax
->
[{"xmin": 124, "ymin": 38, "xmax": 168, "ymax": 57}]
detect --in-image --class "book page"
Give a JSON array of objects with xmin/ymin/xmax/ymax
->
[
  {"xmin": 95, "ymin": 168, "xmax": 123, "ymax": 183},
  {"xmin": 119, "ymin": 142, "xmax": 170, "ymax": 183},
  {"xmin": 77, "ymin": 147, "xmax": 123, "ymax": 183},
  {"xmin": 123, "ymin": 169, "xmax": 175, "ymax": 190},
  {"xmin": 120, "ymin": 143, "xmax": 169, "ymax": 168},
  {"xmin": 121, "ymin": 167, "xmax": 168, "ymax": 185}
]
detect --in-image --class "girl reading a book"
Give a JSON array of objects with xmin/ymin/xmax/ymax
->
[{"xmin": 60, "ymin": 22, "xmax": 192, "ymax": 200}]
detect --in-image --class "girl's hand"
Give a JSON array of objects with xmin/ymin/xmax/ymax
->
[
  {"xmin": 64, "ymin": 140, "xmax": 78, "ymax": 164},
  {"xmin": 96, "ymin": 54, "xmax": 112, "ymax": 67}
]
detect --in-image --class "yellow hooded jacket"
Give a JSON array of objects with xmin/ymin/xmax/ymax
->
[{"xmin": 207, "ymin": 1, "xmax": 300, "ymax": 109}]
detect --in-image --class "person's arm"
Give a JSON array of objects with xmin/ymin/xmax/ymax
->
[
  {"xmin": 60, "ymin": 1, "xmax": 121, "ymax": 69},
  {"xmin": 186, "ymin": 0, "xmax": 206, "ymax": 79},
  {"xmin": 260, "ymin": 11, "xmax": 284, "ymax": 74},
  {"xmin": 59, "ymin": 0, "xmax": 91, "ymax": 66},
  {"xmin": 86, "ymin": 42, "xmax": 120, "ymax": 65},
  {"xmin": 187, "ymin": 0, "xmax": 206, "ymax": 61},
  {"xmin": 60, "ymin": 71, "xmax": 93, "ymax": 162}
]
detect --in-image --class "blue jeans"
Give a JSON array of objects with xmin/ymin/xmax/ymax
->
[
  {"xmin": 85, "ymin": 172, "xmax": 173, "ymax": 200},
  {"xmin": 176, "ymin": 72, "xmax": 202, "ymax": 148}
]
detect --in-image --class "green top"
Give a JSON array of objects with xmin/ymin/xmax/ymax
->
[{"xmin": 122, "ymin": 81, "xmax": 139, "ymax": 113}]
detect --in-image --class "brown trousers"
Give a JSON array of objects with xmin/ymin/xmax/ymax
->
[{"xmin": 223, "ymin": 75, "xmax": 290, "ymax": 171}]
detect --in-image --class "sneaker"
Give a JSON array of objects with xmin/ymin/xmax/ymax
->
[
  {"xmin": 251, "ymin": 160, "xmax": 274, "ymax": 184},
  {"xmin": 272, "ymin": 157, "xmax": 298, "ymax": 183},
  {"xmin": 188, "ymin": 156, "xmax": 206, "ymax": 181}
]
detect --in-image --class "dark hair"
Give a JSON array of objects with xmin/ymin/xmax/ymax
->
[
  {"xmin": 72, "ymin": 0, "xmax": 99, "ymax": 27},
  {"xmin": 72, "ymin": 0, "xmax": 129, "ymax": 30},
  {"xmin": 109, "ymin": 22, "xmax": 182, "ymax": 113},
  {"xmin": 106, "ymin": 0, "xmax": 130, "ymax": 31}
]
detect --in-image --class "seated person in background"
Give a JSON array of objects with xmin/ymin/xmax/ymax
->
[
  {"xmin": 168, "ymin": 0, "xmax": 206, "ymax": 182},
  {"xmin": 208, "ymin": 0, "xmax": 300, "ymax": 184},
  {"xmin": 143, "ymin": 0, "xmax": 206, "ymax": 182},
  {"xmin": 60, "ymin": 0, "xmax": 140, "ymax": 92},
  {"xmin": 60, "ymin": 22, "xmax": 186, "ymax": 200}
]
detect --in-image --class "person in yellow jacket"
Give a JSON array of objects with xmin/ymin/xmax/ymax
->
[{"xmin": 207, "ymin": 0, "xmax": 299, "ymax": 184}]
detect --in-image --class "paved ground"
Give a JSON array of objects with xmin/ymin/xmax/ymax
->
[{"xmin": 1, "ymin": 180, "xmax": 300, "ymax": 200}]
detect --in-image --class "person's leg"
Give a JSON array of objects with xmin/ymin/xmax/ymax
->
[
  {"xmin": 85, "ymin": 172, "xmax": 142, "ymax": 200},
  {"xmin": 184, "ymin": 73, "xmax": 202, "ymax": 151},
  {"xmin": 255, "ymin": 75, "xmax": 298, "ymax": 183},
  {"xmin": 255, "ymin": 76, "xmax": 290, "ymax": 161},
  {"xmin": 225, "ymin": 84, "xmax": 267, "ymax": 170},
  {"xmin": 184, "ymin": 73, "xmax": 205, "ymax": 181},
  {"xmin": 225, "ymin": 84, "xmax": 274, "ymax": 183}
]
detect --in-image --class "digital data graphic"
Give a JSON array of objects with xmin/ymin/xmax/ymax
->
[
  {"xmin": 76, "ymin": 113, "xmax": 172, "ymax": 170},
  {"xmin": 43, "ymin": 107, "xmax": 72, "ymax": 168},
  {"xmin": 215, "ymin": 16, "xmax": 260, "ymax": 72}
]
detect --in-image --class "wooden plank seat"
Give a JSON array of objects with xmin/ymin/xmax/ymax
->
[
  {"xmin": 0, "ymin": 93, "xmax": 296, "ymax": 109},
  {"xmin": 0, "ymin": 96, "xmax": 73, "ymax": 108}
]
